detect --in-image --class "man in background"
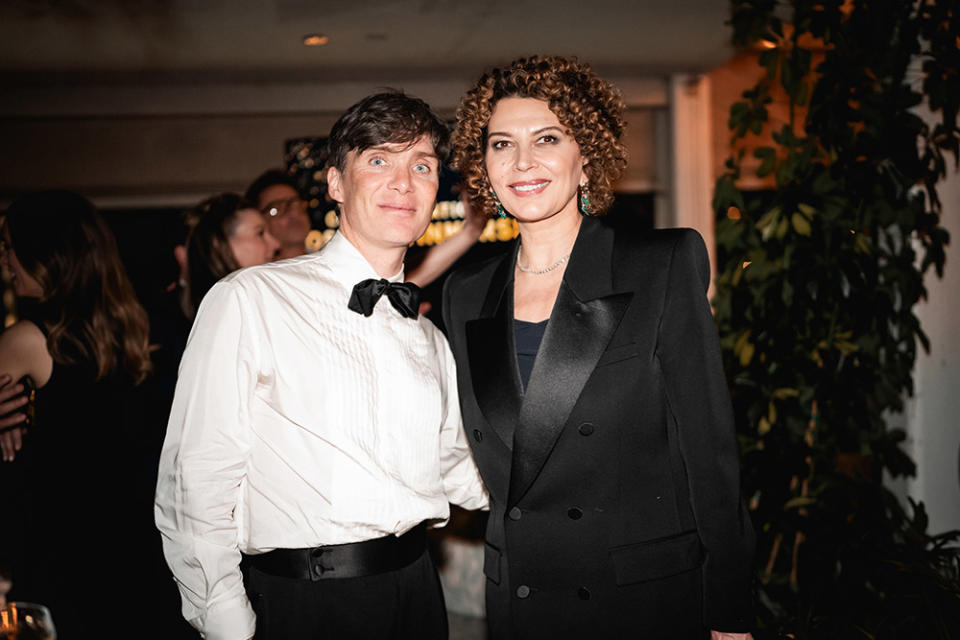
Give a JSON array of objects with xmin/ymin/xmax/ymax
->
[{"xmin": 245, "ymin": 170, "xmax": 313, "ymax": 260}]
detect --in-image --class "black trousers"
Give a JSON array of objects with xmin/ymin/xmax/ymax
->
[{"xmin": 243, "ymin": 549, "xmax": 448, "ymax": 639}]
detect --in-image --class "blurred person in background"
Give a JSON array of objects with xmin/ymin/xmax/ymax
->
[
  {"xmin": 182, "ymin": 192, "xmax": 280, "ymax": 319},
  {"xmin": 149, "ymin": 192, "xmax": 281, "ymax": 393},
  {"xmin": 245, "ymin": 170, "xmax": 312, "ymax": 262},
  {"xmin": 0, "ymin": 190, "xmax": 174, "ymax": 636}
]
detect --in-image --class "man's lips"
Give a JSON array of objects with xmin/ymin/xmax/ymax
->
[
  {"xmin": 508, "ymin": 180, "xmax": 550, "ymax": 196},
  {"xmin": 378, "ymin": 203, "xmax": 417, "ymax": 213}
]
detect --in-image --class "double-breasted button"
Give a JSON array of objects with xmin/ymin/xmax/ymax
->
[
  {"xmin": 567, "ymin": 507, "xmax": 583, "ymax": 520},
  {"xmin": 473, "ymin": 429, "xmax": 483, "ymax": 442},
  {"xmin": 578, "ymin": 422, "xmax": 595, "ymax": 436},
  {"xmin": 578, "ymin": 587, "xmax": 591, "ymax": 600},
  {"xmin": 516, "ymin": 585, "xmax": 531, "ymax": 599},
  {"xmin": 508, "ymin": 507, "xmax": 522, "ymax": 521}
]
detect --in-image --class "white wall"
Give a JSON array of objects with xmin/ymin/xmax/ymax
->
[
  {"xmin": 667, "ymin": 74, "xmax": 715, "ymax": 294},
  {"xmin": 904, "ymin": 145, "xmax": 960, "ymax": 535}
]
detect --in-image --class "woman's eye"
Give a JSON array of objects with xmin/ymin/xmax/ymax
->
[
  {"xmin": 490, "ymin": 140, "xmax": 510, "ymax": 150},
  {"xmin": 537, "ymin": 134, "xmax": 559, "ymax": 144}
]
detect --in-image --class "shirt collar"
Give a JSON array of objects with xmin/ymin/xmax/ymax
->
[{"xmin": 322, "ymin": 231, "xmax": 405, "ymax": 286}]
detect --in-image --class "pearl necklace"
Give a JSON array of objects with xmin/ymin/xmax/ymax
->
[{"xmin": 516, "ymin": 245, "xmax": 571, "ymax": 275}]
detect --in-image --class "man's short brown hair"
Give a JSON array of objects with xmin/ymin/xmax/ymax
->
[{"xmin": 327, "ymin": 91, "xmax": 450, "ymax": 172}]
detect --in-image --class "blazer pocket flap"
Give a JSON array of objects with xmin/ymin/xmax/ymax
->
[
  {"xmin": 610, "ymin": 530, "xmax": 703, "ymax": 586},
  {"xmin": 483, "ymin": 541, "xmax": 502, "ymax": 585},
  {"xmin": 595, "ymin": 342, "xmax": 640, "ymax": 368}
]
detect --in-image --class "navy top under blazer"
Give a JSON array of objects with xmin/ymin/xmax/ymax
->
[{"xmin": 442, "ymin": 216, "xmax": 755, "ymax": 639}]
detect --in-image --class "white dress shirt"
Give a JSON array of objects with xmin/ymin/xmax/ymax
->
[{"xmin": 155, "ymin": 232, "xmax": 488, "ymax": 640}]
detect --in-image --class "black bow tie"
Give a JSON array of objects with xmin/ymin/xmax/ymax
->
[{"xmin": 348, "ymin": 278, "xmax": 420, "ymax": 319}]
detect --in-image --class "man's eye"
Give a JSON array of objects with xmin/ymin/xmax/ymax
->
[
  {"xmin": 413, "ymin": 163, "xmax": 432, "ymax": 174},
  {"xmin": 369, "ymin": 157, "xmax": 386, "ymax": 166}
]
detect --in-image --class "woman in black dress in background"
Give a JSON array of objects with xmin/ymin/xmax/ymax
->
[{"xmin": 0, "ymin": 191, "xmax": 169, "ymax": 636}]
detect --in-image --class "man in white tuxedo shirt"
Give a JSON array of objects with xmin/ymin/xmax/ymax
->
[{"xmin": 156, "ymin": 91, "xmax": 487, "ymax": 640}]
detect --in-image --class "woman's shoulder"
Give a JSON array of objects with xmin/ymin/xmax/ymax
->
[
  {"xmin": 0, "ymin": 319, "xmax": 47, "ymax": 350},
  {"xmin": 607, "ymin": 226, "xmax": 710, "ymax": 295},
  {"xmin": 611, "ymin": 225, "xmax": 705, "ymax": 264},
  {"xmin": 638, "ymin": 227, "xmax": 709, "ymax": 291},
  {"xmin": 613, "ymin": 225, "xmax": 703, "ymax": 250},
  {"xmin": 0, "ymin": 319, "xmax": 54, "ymax": 387},
  {"xmin": 445, "ymin": 249, "xmax": 509, "ymax": 292}
]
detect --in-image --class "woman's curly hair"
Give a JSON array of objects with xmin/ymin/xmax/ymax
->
[{"xmin": 453, "ymin": 55, "xmax": 628, "ymax": 217}]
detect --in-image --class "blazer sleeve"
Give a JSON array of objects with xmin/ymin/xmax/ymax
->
[{"xmin": 655, "ymin": 229, "xmax": 755, "ymax": 632}]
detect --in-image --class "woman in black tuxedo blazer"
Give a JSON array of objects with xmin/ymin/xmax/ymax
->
[{"xmin": 442, "ymin": 56, "xmax": 755, "ymax": 640}]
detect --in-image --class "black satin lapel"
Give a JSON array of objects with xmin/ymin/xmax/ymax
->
[
  {"xmin": 480, "ymin": 240, "xmax": 518, "ymax": 318},
  {"xmin": 466, "ymin": 267, "xmax": 523, "ymax": 450},
  {"xmin": 508, "ymin": 284, "xmax": 633, "ymax": 502}
]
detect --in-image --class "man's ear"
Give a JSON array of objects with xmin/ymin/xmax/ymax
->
[{"xmin": 327, "ymin": 166, "xmax": 343, "ymax": 204}]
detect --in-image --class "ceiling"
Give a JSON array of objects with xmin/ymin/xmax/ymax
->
[{"xmin": 0, "ymin": 0, "xmax": 737, "ymax": 85}]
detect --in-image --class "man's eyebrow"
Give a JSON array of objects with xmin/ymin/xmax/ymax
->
[{"xmin": 360, "ymin": 144, "xmax": 438, "ymax": 159}]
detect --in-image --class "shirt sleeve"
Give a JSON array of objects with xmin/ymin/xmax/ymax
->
[
  {"xmin": 155, "ymin": 280, "xmax": 259, "ymax": 640},
  {"xmin": 435, "ymin": 331, "xmax": 489, "ymax": 511}
]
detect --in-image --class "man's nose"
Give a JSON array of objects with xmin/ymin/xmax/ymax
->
[{"xmin": 388, "ymin": 166, "xmax": 413, "ymax": 192}]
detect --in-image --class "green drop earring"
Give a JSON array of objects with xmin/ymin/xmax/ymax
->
[
  {"xmin": 579, "ymin": 182, "xmax": 593, "ymax": 216},
  {"xmin": 491, "ymin": 190, "xmax": 507, "ymax": 219}
]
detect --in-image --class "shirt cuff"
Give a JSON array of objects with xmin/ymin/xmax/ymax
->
[{"xmin": 201, "ymin": 599, "xmax": 257, "ymax": 640}]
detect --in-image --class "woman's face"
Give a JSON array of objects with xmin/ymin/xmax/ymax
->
[
  {"xmin": 0, "ymin": 227, "xmax": 43, "ymax": 298},
  {"xmin": 228, "ymin": 208, "xmax": 280, "ymax": 268},
  {"xmin": 484, "ymin": 97, "xmax": 586, "ymax": 225}
]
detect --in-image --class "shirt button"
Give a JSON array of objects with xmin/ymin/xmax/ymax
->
[
  {"xmin": 508, "ymin": 506, "xmax": 522, "ymax": 521},
  {"xmin": 473, "ymin": 429, "xmax": 483, "ymax": 442},
  {"xmin": 578, "ymin": 423, "xmax": 595, "ymax": 436},
  {"xmin": 567, "ymin": 507, "xmax": 583, "ymax": 520},
  {"xmin": 516, "ymin": 585, "xmax": 531, "ymax": 599},
  {"xmin": 578, "ymin": 587, "xmax": 591, "ymax": 600}
]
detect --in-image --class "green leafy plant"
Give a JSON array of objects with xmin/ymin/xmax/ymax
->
[{"xmin": 713, "ymin": 1, "xmax": 960, "ymax": 637}]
